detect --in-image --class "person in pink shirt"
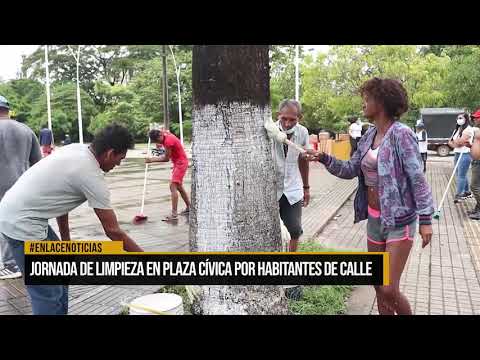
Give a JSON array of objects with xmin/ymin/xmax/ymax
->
[{"xmin": 146, "ymin": 129, "xmax": 190, "ymax": 222}]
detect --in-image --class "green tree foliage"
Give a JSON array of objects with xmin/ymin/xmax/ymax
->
[
  {"xmin": 301, "ymin": 45, "xmax": 450, "ymax": 131},
  {"xmin": 3, "ymin": 44, "xmax": 477, "ymax": 144},
  {"xmin": 443, "ymin": 46, "xmax": 480, "ymax": 112},
  {"xmin": 270, "ymin": 45, "xmax": 300, "ymax": 114},
  {"xmin": 29, "ymin": 82, "xmax": 97, "ymax": 142},
  {"xmin": 0, "ymin": 79, "xmax": 44, "ymax": 123}
]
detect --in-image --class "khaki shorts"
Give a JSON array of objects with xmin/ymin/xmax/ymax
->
[{"xmin": 367, "ymin": 207, "xmax": 415, "ymax": 245}]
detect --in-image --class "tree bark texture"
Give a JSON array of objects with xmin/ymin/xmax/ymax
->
[{"xmin": 190, "ymin": 45, "xmax": 288, "ymax": 315}]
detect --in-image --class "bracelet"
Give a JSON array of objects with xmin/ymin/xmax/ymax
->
[{"xmin": 303, "ymin": 186, "xmax": 310, "ymax": 189}]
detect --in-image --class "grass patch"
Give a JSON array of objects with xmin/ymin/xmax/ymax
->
[
  {"xmin": 287, "ymin": 240, "xmax": 353, "ymax": 315},
  {"xmin": 297, "ymin": 239, "xmax": 338, "ymax": 253}
]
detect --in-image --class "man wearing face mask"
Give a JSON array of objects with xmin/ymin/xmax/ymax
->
[
  {"xmin": 458, "ymin": 110, "xmax": 480, "ymax": 219},
  {"xmin": 448, "ymin": 113, "xmax": 474, "ymax": 203},
  {"xmin": 272, "ymin": 100, "xmax": 311, "ymax": 253}
]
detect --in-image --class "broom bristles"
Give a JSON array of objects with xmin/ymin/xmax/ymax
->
[{"xmin": 133, "ymin": 214, "xmax": 148, "ymax": 225}]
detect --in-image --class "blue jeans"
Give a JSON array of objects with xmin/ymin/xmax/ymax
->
[
  {"xmin": 0, "ymin": 232, "xmax": 16, "ymax": 269},
  {"xmin": 454, "ymin": 152, "xmax": 472, "ymax": 196},
  {"xmin": 2, "ymin": 226, "xmax": 69, "ymax": 315}
]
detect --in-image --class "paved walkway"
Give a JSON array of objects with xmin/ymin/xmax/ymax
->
[
  {"xmin": 315, "ymin": 156, "xmax": 480, "ymax": 315},
  {"xmin": 0, "ymin": 157, "xmax": 357, "ymax": 315},
  {"xmin": 5, "ymin": 150, "xmax": 478, "ymax": 315}
]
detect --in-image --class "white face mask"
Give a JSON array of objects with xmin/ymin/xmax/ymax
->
[
  {"xmin": 279, "ymin": 122, "xmax": 297, "ymax": 135},
  {"xmin": 457, "ymin": 116, "xmax": 466, "ymax": 126}
]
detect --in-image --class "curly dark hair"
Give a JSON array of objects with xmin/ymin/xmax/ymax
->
[
  {"xmin": 91, "ymin": 123, "xmax": 134, "ymax": 157},
  {"xmin": 359, "ymin": 77, "xmax": 409, "ymax": 119},
  {"xmin": 149, "ymin": 129, "xmax": 162, "ymax": 142}
]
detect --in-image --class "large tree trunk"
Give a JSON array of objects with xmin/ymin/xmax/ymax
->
[{"xmin": 190, "ymin": 45, "xmax": 288, "ymax": 315}]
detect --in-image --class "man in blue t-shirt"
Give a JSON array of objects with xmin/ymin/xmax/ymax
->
[{"xmin": 39, "ymin": 124, "xmax": 54, "ymax": 157}]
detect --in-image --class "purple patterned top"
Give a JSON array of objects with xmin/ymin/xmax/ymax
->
[{"xmin": 320, "ymin": 121, "xmax": 434, "ymax": 228}]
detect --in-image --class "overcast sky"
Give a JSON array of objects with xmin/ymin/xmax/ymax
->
[
  {"xmin": 0, "ymin": 45, "xmax": 39, "ymax": 81},
  {"xmin": 0, "ymin": 45, "xmax": 330, "ymax": 82}
]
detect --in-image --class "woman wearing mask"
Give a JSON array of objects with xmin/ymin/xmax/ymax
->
[
  {"xmin": 307, "ymin": 77, "xmax": 434, "ymax": 315},
  {"xmin": 448, "ymin": 113, "xmax": 474, "ymax": 203}
]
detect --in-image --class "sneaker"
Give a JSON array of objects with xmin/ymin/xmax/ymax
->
[
  {"xmin": 463, "ymin": 192, "xmax": 474, "ymax": 199},
  {"xmin": 162, "ymin": 214, "xmax": 179, "ymax": 223},
  {"xmin": 469, "ymin": 211, "xmax": 480, "ymax": 220},
  {"xmin": 0, "ymin": 265, "xmax": 22, "ymax": 280},
  {"xmin": 454, "ymin": 195, "xmax": 464, "ymax": 204}
]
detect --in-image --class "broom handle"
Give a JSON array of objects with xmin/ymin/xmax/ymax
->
[
  {"xmin": 437, "ymin": 151, "xmax": 463, "ymax": 212},
  {"xmin": 285, "ymin": 139, "xmax": 306, "ymax": 154},
  {"xmin": 140, "ymin": 136, "xmax": 151, "ymax": 214}
]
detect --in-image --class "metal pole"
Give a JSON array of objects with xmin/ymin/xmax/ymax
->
[
  {"xmin": 76, "ymin": 46, "xmax": 83, "ymax": 144},
  {"xmin": 295, "ymin": 45, "xmax": 300, "ymax": 101},
  {"xmin": 168, "ymin": 45, "xmax": 184, "ymax": 145},
  {"xmin": 162, "ymin": 45, "xmax": 169, "ymax": 130},
  {"xmin": 177, "ymin": 70, "xmax": 183, "ymax": 145},
  {"xmin": 44, "ymin": 45, "xmax": 54, "ymax": 144}
]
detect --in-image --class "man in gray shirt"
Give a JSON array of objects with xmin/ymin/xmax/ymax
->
[
  {"xmin": 0, "ymin": 95, "xmax": 42, "ymax": 280},
  {"xmin": 0, "ymin": 123, "xmax": 143, "ymax": 315}
]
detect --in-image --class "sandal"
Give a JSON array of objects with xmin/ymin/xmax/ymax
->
[
  {"xmin": 162, "ymin": 214, "xmax": 179, "ymax": 222},
  {"xmin": 179, "ymin": 208, "xmax": 190, "ymax": 216}
]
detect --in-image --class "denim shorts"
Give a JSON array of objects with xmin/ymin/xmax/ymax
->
[{"xmin": 367, "ymin": 206, "xmax": 416, "ymax": 245}]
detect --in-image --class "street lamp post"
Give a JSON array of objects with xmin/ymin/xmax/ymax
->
[
  {"xmin": 44, "ymin": 45, "xmax": 53, "ymax": 144},
  {"xmin": 68, "ymin": 45, "xmax": 83, "ymax": 144},
  {"xmin": 294, "ymin": 46, "xmax": 316, "ymax": 103},
  {"xmin": 162, "ymin": 45, "xmax": 170, "ymax": 130},
  {"xmin": 295, "ymin": 45, "xmax": 300, "ymax": 101},
  {"xmin": 168, "ymin": 45, "xmax": 186, "ymax": 145}
]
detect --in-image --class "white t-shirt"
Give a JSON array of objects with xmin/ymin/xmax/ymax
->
[
  {"xmin": 272, "ymin": 121, "xmax": 312, "ymax": 205},
  {"xmin": 416, "ymin": 130, "xmax": 428, "ymax": 153},
  {"xmin": 349, "ymin": 122, "xmax": 362, "ymax": 139},
  {"xmin": 451, "ymin": 126, "xmax": 474, "ymax": 154},
  {"xmin": 0, "ymin": 144, "xmax": 112, "ymax": 241}
]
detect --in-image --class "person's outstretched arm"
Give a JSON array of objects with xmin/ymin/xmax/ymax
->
[
  {"xmin": 56, "ymin": 213, "xmax": 71, "ymax": 241},
  {"xmin": 94, "ymin": 208, "xmax": 143, "ymax": 252},
  {"xmin": 146, "ymin": 147, "xmax": 171, "ymax": 164},
  {"xmin": 308, "ymin": 128, "xmax": 372, "ymax": 179}
]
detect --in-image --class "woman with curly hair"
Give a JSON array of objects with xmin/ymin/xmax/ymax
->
[{"xmin": 308, "ymin": 77, "xmax": 434, "ymax": 315}]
